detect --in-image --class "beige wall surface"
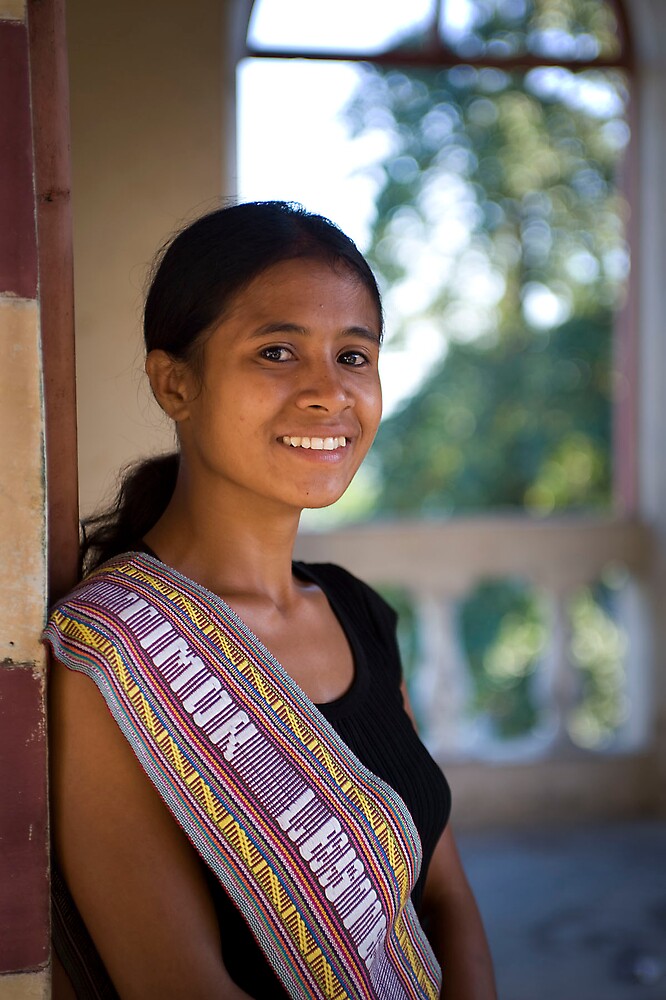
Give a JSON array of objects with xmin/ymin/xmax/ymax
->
[
  {"xmin": 67, "ymin": 0, "xmax": 228, "ymax": 516},
  {"xmin": 0, "ymin": 1, "xmax": 25, "ymax": 21},
  {"xmin": 0, "ymin": 971, "xmax": 48, "ymax": 1000},
  {"xmin": 0, "ymin": 300, "xmax": 46, "ymax": 664}
]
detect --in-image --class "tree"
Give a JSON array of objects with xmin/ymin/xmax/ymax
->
[
  {"xmin": 373, "ymin": 312, "xmax": 612, "ymax": 516},
  {"xmin": 340, "ymin": 19, "xmax": 627, "ymax": 516},
  {"xmin": 337, "ymin": 2, "xmax": 629, "ymax": 741}
]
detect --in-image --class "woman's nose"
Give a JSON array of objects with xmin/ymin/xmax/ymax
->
[{"xmin": 295, "ymin": 360, "xmax": 351, "ymax": 412}]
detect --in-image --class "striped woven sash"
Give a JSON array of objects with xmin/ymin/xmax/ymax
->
[{"xmin": 44, "ymin": 553, "xmax": 442, "ymax": 1000}]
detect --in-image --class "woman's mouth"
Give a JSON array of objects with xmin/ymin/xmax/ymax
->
[{"xmin": 279, "ymin": 435, "xmax": 347, "ymax": 451}]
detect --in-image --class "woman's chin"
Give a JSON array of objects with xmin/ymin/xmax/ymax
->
[{"xmin": 301, "ymin": 488, "xmax": 349, "ymax": 511}]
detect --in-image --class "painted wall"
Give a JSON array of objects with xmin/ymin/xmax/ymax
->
[{"xmin": 67, "ymin": 0, "xmax": 237, "ymax": 516}]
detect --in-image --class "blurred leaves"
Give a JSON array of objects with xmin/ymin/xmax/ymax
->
[
  {"xmin": 336, "ymin": 3, "xmax": 629, "ymax": 741},
  {"xmin": 439, "ymin": 0, "xmax": 621, "ymax": 60},
  {"xmin": 373, "ymin": 313, "xmax": 612, "ymax": 515},
  {"xmin": 340, "ymin": 17, "xmax": 627, "ymax": 520},
  {"xmin": 567, "ymin": 580, "xmax": 628, "ymax": 748},
  {"xmin": 458, "ymin": 579, "xmax": 546, "ymax": 738},
  {"xmin": 346, "ymin": 62, "xmax": 628, "ymax": 345}
]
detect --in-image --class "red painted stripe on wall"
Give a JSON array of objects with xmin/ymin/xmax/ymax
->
[
  {"xmin": 0, "ymin": 20, "xmax": 38, "ymax": 299},
  {"xmin": 0, "ymin": 667, "xmax": 49, "ymax": 972},
  {"xmin": 28, "ymin": 0, "xmax": 80, "ymax": 602}
]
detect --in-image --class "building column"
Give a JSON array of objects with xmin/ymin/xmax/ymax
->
[{"xmin": 0, "ymin": 1, "xmax": 77, "ymax": 996}]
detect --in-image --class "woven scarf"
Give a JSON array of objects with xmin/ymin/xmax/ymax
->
[{"xmin": 44, "ymin": 553, "xmax": 442, "ymax": 1000}]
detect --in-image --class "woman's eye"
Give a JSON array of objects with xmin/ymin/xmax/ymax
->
[
  {"xmin": 260, "ymin": 346, "xmax": 292, "ymax": 362},
  {"xmin": 338, "ymin": 350, "xmax": 369, "ymax": 367}
]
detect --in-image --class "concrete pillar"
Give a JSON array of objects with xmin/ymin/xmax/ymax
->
[{"xmin": 0, "ymin": 2, "xmax": 52, "ymax": 995}]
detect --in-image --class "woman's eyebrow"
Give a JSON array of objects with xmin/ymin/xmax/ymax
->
[
  {"xmin": 249, "ymin": 322, "xmax": 380, "ymax": 344},
  {"xmin": 344, "ymin": 326, "xmax": 382, "ymax": 345},
  {"xmin": 249, "ymin": 322, "xmax": 306, "ymax": 339}
]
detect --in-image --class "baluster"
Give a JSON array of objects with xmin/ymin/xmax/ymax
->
[
  {"xmin": 411, "ymin": 588, "xmax": 472, "ymax": 758},
  {"xmin": 615, "ymin": 577, "xmax": 650, "ymax": 750},
  {"xmin": 534, "ymin": 587, "xmax": 579, "ymax": 751}
]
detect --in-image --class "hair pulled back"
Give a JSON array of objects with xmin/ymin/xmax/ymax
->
[{"xmin": 81, "ymin": 201, "xmax": 382, "ymax": 574}]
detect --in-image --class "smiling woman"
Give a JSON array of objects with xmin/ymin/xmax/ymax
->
[
  {"xmin": 43, "ymin": 201, "xmax": 496, "ymax": 1000},
  {"xmin": 144, "ymin": 257, "xmax": 383, "ymax": 520}
]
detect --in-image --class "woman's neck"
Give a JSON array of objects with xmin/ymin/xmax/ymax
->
[{"xmin": 142, "ymin": 475, "xmax": 305, "ymax": 609}]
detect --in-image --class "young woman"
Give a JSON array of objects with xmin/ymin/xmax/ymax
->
[{"xmin": 45, "ymin": 202, "xmax": 497, "ymax": 999}]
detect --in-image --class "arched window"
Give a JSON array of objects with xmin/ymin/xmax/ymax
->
[
  {"xmin": 239, "ymin": 1, "xmax": 638, "ymax": 754},
  {"xmin": 240, "ymin": 0, "xmax": 633, "ymax": 522}
]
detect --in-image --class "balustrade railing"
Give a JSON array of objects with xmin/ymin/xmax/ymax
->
[{"xmin": 295, "ymin": 516, "xmax": 652, "ymax": 762}]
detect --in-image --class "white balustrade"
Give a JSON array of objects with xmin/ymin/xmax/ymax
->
[{"xmin": 295, "ymin": 516, "xmax": 652, "ymax": 762}]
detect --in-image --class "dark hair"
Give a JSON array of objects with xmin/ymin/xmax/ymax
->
[{"xmin": 81, "ymin": 201, "xmax": 382, "ymax": 574}]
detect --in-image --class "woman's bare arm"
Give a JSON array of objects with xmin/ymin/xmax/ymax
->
[
  {"xmin": 50, "ymin": 659, "xmax": 252, "ymax": 999},
  {"xmin": 420, "ymin": 826, "xmax": 497, "ymax": 999},
  {"xmin": 400, "ymin": 682, "xmax": 496, "ymax": 998}
]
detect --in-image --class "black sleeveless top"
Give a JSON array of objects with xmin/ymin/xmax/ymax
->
[
  {"xmin": 207, "ymin": 562, "xmax": 451, "ymax": 998},
  {"xmin": 53, "ymin": 560, "xmax": 451, "ymax": 999}
]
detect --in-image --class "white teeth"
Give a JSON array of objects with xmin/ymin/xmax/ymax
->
[{"xmin": 281, "ymin": 435, "xmax": 347, "ymax": 450}]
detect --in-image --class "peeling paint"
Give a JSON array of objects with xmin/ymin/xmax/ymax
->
[
  {"xmin": 38, "ymin": 187, "xmax": 70, "ymax": 203},
  {"xmin": 0, "ymin": 294, "xmax": 41, "ymax": 307}
]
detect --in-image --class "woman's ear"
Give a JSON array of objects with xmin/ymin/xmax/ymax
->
[{"xmin": 145, "ymin": 350, "xmax": 195, "ymax": 421}]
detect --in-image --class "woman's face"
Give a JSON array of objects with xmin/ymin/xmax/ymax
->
[{"xmin": 173, "ymin": 257, "xmax": 383, "ymax": 514}]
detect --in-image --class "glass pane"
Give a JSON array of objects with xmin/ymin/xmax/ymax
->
[
  {"xmin": 346, "ymin": 63, "xmax": 628, "ymax": 521},
  {"xmin": 249, "ymin": 0, "xmax": 436, "ymax": 55},
  {"xmin": 440, "ymin": 0, "xmax": 623, "ymax": 61},
  {"xmin": 238, "ymin": 59, "xmax": 375, "ymax": 248}
]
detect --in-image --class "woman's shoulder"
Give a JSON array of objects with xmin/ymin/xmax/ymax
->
[
  {"xmin": 293, "ymin": 560, "xmax": 398, "ymax": 631},
  {"xmin": 48, "ymin": 550, "xmax": 150, "ymax": 609},
  {"xmin": 43, "ymin": 551, "xmax": 154, "ymax": 660}
]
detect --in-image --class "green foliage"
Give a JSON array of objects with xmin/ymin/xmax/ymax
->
[
  {"xmin": 439, "ymin": 0, "xmax": 622, "ymax": 59},
  {"xmin": 567, "ymin": 579, "xmax": 628, "ymax": 747},
  {"xmin": 373, "ymin": 312, "xmax": 612, "ymax": 515},
  {"xmin": 458, "ymin": 579, "xmax": 546, "ymax": 737},
  {"xmin": 340, "ymin": 23, "xmax": 627, "ymax": 521},
  {"xmin": 346, "ymin": 62, "xmax": 628, "ymax": 348},
  {"xmin": 336, "ymin": 12, "xmax": 628, "ymax": 740}
]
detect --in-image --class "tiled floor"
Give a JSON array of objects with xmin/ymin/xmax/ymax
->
[{"xmin": 457, "ymin": 821, "xmax": 666, "ymax": 1000}]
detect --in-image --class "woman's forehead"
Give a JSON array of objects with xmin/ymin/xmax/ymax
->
[{"xmin": 223, "ymin": 257, "xmax": 381, "ymax": 326}]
